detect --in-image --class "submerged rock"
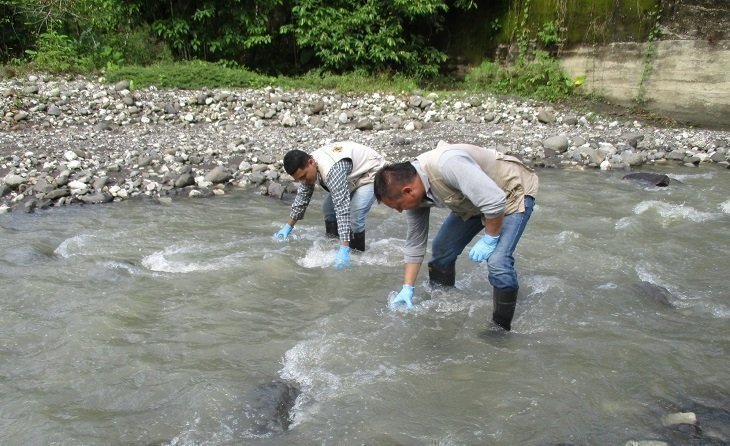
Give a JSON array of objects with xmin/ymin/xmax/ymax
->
[
  {"xmin": 623, "ymin": 172, "xmax": 671, "ymax": 187},
  {"xmin": 632, "ymin": 281, "xmax": 675, "ymax": 307},
  {"xmin": 244, "ymin": 380, "xmax": 300, "ymax": 435}
]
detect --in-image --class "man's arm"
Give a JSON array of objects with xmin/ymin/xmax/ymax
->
[
  {"xmin": 288, "ymin": 183, "xmax": 315, "ymax": 226},
  {"xmin": 325, "ymin": 159, "xmax": 354, "ymax": 244},
  {"xmin": 402, "ymin": 206, "xmax": 430, "ymax": 283}
]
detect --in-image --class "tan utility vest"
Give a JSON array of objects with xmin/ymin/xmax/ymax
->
[
  {"xmin": 312, "ymin": 141, "xmax": 387, "ymax": 192},
  {"xmin": 417, "ymin": 142, "xmax": 538, "ymax": 220}
]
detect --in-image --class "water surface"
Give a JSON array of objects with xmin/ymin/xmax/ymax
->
[{"xmin": 1, "ymin": 167, "xmax": 728, "ymax": 445}]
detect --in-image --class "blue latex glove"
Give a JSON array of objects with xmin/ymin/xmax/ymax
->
[
  {"xmin": 274, "ymin": 223, "xmax": 293, "ymax": 240},
  {"xmin": 389, "ymin": 285, "xmax": 415, "ymax": 309},
  {"xmin": 334, "ymin": 245, "xmax": 351, "ymax": 269},
  {"xmin": 469, "ymin": 233, "xmax": 500, "ymax": 263}
]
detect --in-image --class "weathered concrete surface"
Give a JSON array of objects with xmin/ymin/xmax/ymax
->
[{"xmin": 560, "ymin": 40, "xmax": 730, "ymax": 129}]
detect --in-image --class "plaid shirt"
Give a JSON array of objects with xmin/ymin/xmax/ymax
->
[{"xmin": 289, "ymin": 159, "xmax": 353, "ymax": 241}]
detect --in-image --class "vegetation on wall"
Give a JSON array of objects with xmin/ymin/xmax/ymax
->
[{"xmin": 635, "ymin": 3, "xmax": 662, "ymax": 104}]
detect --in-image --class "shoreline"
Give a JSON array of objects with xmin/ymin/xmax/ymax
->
[{"xmin": 1, "ymin": 74, "xmax": 729, "ymax": 214}]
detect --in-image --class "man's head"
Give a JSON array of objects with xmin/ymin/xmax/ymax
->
[
  {"xmin": 283, "ymin": 149, "xmax": 318, "ymax": 185},
  {"xmin": 373, "ymin": 162, "xmax": 425, "ymax": 212}
]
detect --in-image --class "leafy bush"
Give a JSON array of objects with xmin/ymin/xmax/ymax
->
[
  {"xmin": 25, "ymin": 31, "xmax": 93, "ymax": 73},
  {"xmin": 465, "ymin": 51, "xmax": 574, "ymax": 101},
  {"xmin": 285, "ymin": 0, "xmax": 470, "ymax": 79}
]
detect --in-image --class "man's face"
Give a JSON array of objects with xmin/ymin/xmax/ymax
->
[
  {"xmin": 381, "ymin": 187, "xmax": 422, "ymax": 213},
  {"xmin": 291, "ymin": 159, "xmax": 318, "ymax": 185}
]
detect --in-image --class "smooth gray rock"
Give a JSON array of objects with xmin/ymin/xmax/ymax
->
[
  {"xmin": 623, "ymin": 172, "xmax": 670, "ymax": 187},
  {"xmin": 205, "ymin": 166, "xmax": 232, "ymax": 184},
  {"xmin": 245, "ymin": 380, "xmax": 300, "ymax": 435},
  {"xmin": 542, "ymin": 135, "xmax": 570, "ymax": 153}
]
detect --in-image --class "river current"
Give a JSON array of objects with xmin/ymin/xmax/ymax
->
[{"xmin": 1, "ymin": 167, "xmax": 728, "ymax": 445}]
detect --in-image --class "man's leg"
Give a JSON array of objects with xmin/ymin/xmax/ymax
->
[
  {"xmin": 428, "ymin": 213, "xmax": 484, "ymax": 286},
  {"xmin": 348, "ymin": 183, "xmax": 375, "ymax": 251},
  {"xmin": 486, "ymin": 196, "xmax": 535, "ymax": 331},
  {"xmin": 322, "ymin": 193, "xmax": 338, "ymax": 238}
]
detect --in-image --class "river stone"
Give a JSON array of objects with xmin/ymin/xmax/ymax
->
[
  {"xmin": 632, "ymin": 281, "xmax": 674, "ymax": 306},
  {"xmin": 537, "ymin": 109, "xmax": 556, "ymax": 123},
  {"xmin": 174, "ymin": 173, "xmax": 195, "ymax": 188},
  {"xmin": 205, "ymin": 166, "xmax": 232, "ymax": 184},
  {"xmin": 246, "ymin": 380, "xmax": 300, "ymax": 435},
  {"xmin": 542, "ymin": 135, "xmax": 569, "ymax": 153},
  {"xmin": 623, "ymin": 151, "xmax": 645, "ymax": 166},
  {"xmin": 4, "ymin": 174, "xmax": 25, "ymax": 189},
  {"xmin": 355, "ymin": 118, "xmax": 373, "ymax": 130},
  {"xmin": 68, "ymin": 180, "xmax": 89, "ymax": 195},
  {"xmin": 43, "ymin": 187, "xmax": 70, "ymax": 200},
  {"xmin": 623, "ymin": 132, "xmax": 645, "ymax": 148},
  {"xmin": 32, "ymin": 178, "xmax": 55, "ymax": 193},
  {"xmin": 80, "ymin": 192, "xmax": 113, "ymax": 204},
  {"xmin": 267, "ymin": 182, "xmax": 285, "ymax": 199},
  {"xmin": 114, "ymin": 80, "xmax": 130, "ymax": 91}
]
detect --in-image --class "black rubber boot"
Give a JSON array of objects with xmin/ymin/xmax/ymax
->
[
  {"xmin": 492, "ymin": 287, "xmax": 518, "ymax": 331},
  {"xmin": 428, "ymin": 264, "xmax": 455, "ymax": 287},
  {"xmin": 324, "ymin": 220, "xmax": 339, "ymax": 238},
  {"xmin": 350, "ymin": 231, "xmax": 365, "ymax": 252}
]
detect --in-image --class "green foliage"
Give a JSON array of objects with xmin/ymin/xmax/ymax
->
[
  {"xmin": 105, "ymin": 61, "xmax": 424, "ymax": 95},
  {"xmin": 286, "ymin": 0, "xmax": 470, "ymax": 78},
  {"xmin": 635, "ymin": 3, "xmax": 662, "ymax": 104},
  {"xmin": 25, "ymin": 31, "xmax": 93, "ymax": 73},
  {"xmin": 147, "ymin": 0, "xmax": 285, "ymax": 61},
  {"xmin": 0, "ymin": 0, "xmax": 35, "ymax": 61},
  {"xmin": 284, "ymin": 69, "xmax": 419, "ymax": 93},
  {"xmin": 536, "ymin": 20, "xmax": 561, "ymax": 48},
  {"xmin": 464, "ymin": 51, "xmax": 574, "ymax": 101}
]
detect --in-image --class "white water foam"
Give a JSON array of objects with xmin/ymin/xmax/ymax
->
[
  {"xmin": 634, "ymin": 200, "xmax": 721, "ymax": 224},
  {"xmin": 297, "ymin": 237, "xmax": 403, "ymax": 269},
  {"xmin": 720, "ymin": 200, "xmax": 730, "ymax": 214},
  {"xmin": 141, "ymin": 242, "xmax": 242, "ymax": 273},
  {"xmin": 556, "ymin": 230, "xmax": 580, "ymax": 243},
  {"xmin": 54, "ymin": 234, "xmax": 95, "ymax": 258},
  {"xmin": 279, "ymin": 333, "xmax": 402, "ymax": 429},
  {"xmin": 668, "ymin": 171, "xmax": 714, "ymax": 182}
]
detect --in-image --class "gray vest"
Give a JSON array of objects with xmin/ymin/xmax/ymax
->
[{"xmin": 417, "ymin": 142, "xmax": 538, "ymax": 220}]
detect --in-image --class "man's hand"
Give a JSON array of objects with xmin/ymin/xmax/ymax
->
[
  {"xmin": 334, "ymin": 245, "xmax": 351, "ymax": 269},
  {"xmin": 389, "ymin": 285, "xmax": 415, "ymax": 309},
  {"xmin": 274, "ymin": 223, "xmax": 293, "ymax": 240},
  {"xmin": 469, "ymin": 233, "xmax": 500, "ymax": 262}
]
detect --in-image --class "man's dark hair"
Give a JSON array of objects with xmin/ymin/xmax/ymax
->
[
  {"xmin": 373, "ymin": 162, "xmax": 417, "ymax": 202},
  {"xmin": 283, "ymin": 149, "xmax": 312, "ymax": 175}
]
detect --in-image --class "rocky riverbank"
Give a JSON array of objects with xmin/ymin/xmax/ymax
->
[{"xmin": 1, "ymin": 73, "xmax": 729, "ymax": 213}]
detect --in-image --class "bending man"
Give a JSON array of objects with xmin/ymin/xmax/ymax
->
[
  {"xmin": 373, "ymin": 141, "xmax": 538, "ymax": 331},
  {"xmin": 274, "ymin": 141, "xmax": 387, "ymax": 269}
]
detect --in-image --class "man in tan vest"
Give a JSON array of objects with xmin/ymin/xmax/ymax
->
[
  {"xmin": 373, "ymin": 141, "xmax": 538, "ymax": 332},
  {"xmin": 274, "ymin": 141, "xmax": 387, "ymax": 269}
]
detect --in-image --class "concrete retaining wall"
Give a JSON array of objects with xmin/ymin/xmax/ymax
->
[{"xmin": 560, "ymin": 40, "xmax": 730, "ymax": 129}]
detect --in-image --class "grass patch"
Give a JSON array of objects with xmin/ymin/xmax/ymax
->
[
  {"xmin": 105, "ymin": 61, "xmax": 275, "ymax": 90},
  {"xmin": 104, "ymin": 61, "xmax": 423, "ymax": 94}
]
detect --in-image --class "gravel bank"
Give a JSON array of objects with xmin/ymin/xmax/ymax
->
[{"xmin": 1, "ymin": 73, "xmax": 729, "ymax": 213}]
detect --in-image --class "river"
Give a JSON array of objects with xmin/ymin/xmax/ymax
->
[{"xmin": 1, "ymin": 167, "xmax": 728, "ymax": 445}]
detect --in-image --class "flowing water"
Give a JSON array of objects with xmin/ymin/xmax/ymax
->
[{"xmin": 1, "ymin": 167, "xmax": 728, "ymax": 446}]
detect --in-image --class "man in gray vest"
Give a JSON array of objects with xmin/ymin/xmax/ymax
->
[
  {"xmin": 373, "ymin": 141, "xmax": 538, "ymax": 332},
  {"xmin": 274, "ymin": 141, "xmax": 387, "ymax": 269}
]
